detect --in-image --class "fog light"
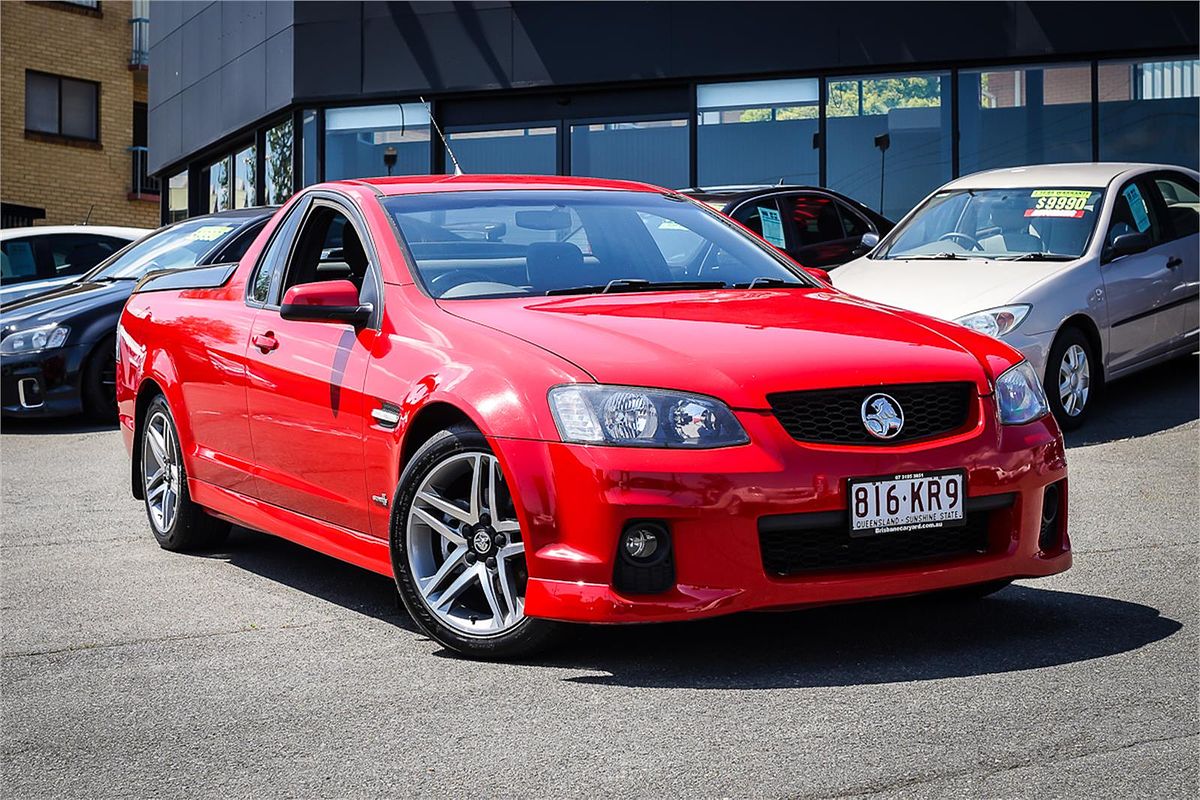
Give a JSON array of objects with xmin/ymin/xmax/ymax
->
[
  {"xmin": 623, "ymin": 526, "xmax": 661, "ymax": 560},
  {"xmin": 614, "ymin": 521, "xmax": 674, "ymax": 594}
]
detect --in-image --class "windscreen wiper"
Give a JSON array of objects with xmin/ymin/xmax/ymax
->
[
  {"xmin": 906, "ymin": 252, "xmax": 966, "ymax": 260},
  {"xmin": 545, "ymin": 279, "xmax": 725, "ymax": 296},
  {"xmin": 999, "ymin": 252, "xmax": 1076, "ymax": 261},
  {"xmin": 733, "ymin": 276, "xmax": 800, "ymax": 288}
]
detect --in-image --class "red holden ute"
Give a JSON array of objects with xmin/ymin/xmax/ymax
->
[{"xmin": 116, "ymin": 175, "xmax": 1070, "ymax": 659}]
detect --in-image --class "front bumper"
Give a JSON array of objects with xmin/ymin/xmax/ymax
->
[
  {"xmin": 493, "ymin": 396, "xmax": 1070, "ymax": 624},
  {"xmin": 0, "ymin": 345, "xmax": 89, "ymax": 418},
  {"xmin": 1003, "ymin": 328, "xmax": 1056, "ymax": 385}
]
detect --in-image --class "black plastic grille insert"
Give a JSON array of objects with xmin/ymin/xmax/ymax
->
[
  {"xmin": 768, "ymin": 382, "xmax": 974, "ymax": 445},
  {"xmin": 759, "ymin": 511, "xmax": 992, "ymax": 576}
]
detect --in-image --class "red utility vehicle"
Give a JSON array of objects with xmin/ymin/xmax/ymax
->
[{"xmin": 117, "ymin": 175, "xmax": 1070, "ymax": 658}]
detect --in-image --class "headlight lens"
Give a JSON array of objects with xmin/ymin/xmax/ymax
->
[
  {"xmin": 0, "ymin": 324, "xmax": 69, "ymax": 355},
  {"xmin": 548, "ymin": 385, "xmax": 749, "ymax": 448},
  {"xmin": 956, "ymin": 305, "xmax": 1031, "ymax": 338},
  {"xmin": 995, "ymin": 361, "xmax": 1049, "ymax": 425}
]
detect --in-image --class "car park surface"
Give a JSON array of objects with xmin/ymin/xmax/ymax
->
[{"xmin": 1, "ymin": 357, "xmax": 1195, "ymax": 797}]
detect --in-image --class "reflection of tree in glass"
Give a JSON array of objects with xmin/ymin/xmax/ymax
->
[
  {"xmin": 266, "ymin": 119, "xmax": 293, "ymax": 204},
  {"xmin": 737, "ymin": 106, "xmax": 819, "ymax": 123},
  {"xmin": 214, "ymin": 159, "xmax": 230, "ymax": 211},
  {"xmin": 827, "ymin": 76, "xmax": 942, "ymax": 117},
  {"xmin": 241, "ymin": 146, "xmax": 256, "ymax": 204}
]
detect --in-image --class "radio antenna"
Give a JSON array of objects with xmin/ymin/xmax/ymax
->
[
  {"xmin": 421, "ymin": 96, "xmax": 463, "ymax": 176},
  {"xmin": 81, "ymin": 204, "xmax": 94, "ymax": 225}
]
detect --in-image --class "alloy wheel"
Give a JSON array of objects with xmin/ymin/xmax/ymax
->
[
  {"xmin": 1057, "ymin": 343, "xmax": 1090, "ymax": 417},
  {"xmin": 143, "ymin": 410, "xmax": 182, "ymax": 533},
  {"xmin": 406, "ymin": 452, "xmax": 526, "ymax": 637}
]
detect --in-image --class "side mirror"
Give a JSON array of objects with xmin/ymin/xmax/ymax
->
[
  {"xmin": 1108, "ymin": 231, "xmax": 1152, "ymax": 260},
  {"xmin": 280, "ymin": 279, "xmax": 372, "ymax": 326},
  {"xmin": 804, "ymin": 267, "xmax": 832, "ymax": 284},
  {"xmin": 851, "ymin": 231, "xmax": 880, "ymax": 256}
]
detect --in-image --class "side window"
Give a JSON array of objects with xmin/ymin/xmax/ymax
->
[
  {"xmin": 731, "ymin": 199, "xmax": 784, "ymax": 248},
  {"xmin": 0, "ymin": 237, "xmax": 44, "ymax": 284},
  {"xmin": 281, "ymin": 205, "xmax": 372, "ymax": 300},
  {"xmin": 836, "ymin": 203, "xmax": 871, "ymax": 238},
  {"xmin": 1107, "ymin": 179, "xmax": 1163, "ymax": 248},
  {"xmin": 45, "ymin": 234, "xmax": 126, "ymax": 276},
  {"xmin": 250, "ymin": 203, "xmax": 308, "ymax": 305},
  {"xmin": 778, "ymin": 194, "xmax": 844, "ymax": 247},
  {"xmin": 1152, "ymin": 173, "xmax": 1199, "ymax": 241}
]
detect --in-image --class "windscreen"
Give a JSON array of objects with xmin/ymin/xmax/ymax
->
[
  {"xmin": 382, "ymin": 190, "xmax": 810, "ymax": 299},
  {"xmin": 880, "ymin": 187, "xmax": 1104, "ymax": 260},
  {"xmin": 89, "ymin": 218, "xmax": 245, "ymax": 281}
]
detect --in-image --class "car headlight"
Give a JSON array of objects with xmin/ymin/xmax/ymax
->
[
  {"xmin": 0, "ymin": 324, "xmax": 70, "ymax": 355},
  {"xmin": 548, "ymin": 385, "xmax": 749, "ymax": 448},
  {"xmin": 995, "ymin": 361, "xmax": 1049, "ymax": 425},
  {"xmin": 956, "ymin": 305, "xmax": 1031, "ymax": 338}
]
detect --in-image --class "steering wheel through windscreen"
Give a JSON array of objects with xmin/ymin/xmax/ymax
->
[{"xmin": 937, "ymin": 231, "xmax": 983, "ymax": 251}]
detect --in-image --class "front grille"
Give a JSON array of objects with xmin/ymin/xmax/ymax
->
[
  {"xmin": 768, "ymin": 382, "xmax": 974, "ymax": 445},
  {"xmin": 759, "ymin": 510, "xmax": 993, "ymax": 576}
]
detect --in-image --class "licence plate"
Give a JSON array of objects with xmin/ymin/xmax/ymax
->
[{"xmin": 848, "ymin": 470, "xmax": 965, "ymax": 536}]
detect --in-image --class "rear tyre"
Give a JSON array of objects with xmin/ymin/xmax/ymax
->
[
  {"xmin": 140, "ymin": 395, "xmax": 229, "ymax": 551},
  {"xmin": 81, "ymin": 335, "xmax": 118, "ymax": 421},
  {"xmin": 390, "ymin": 424, "xmax": 563, "ymax": 660},
  {"xmin": 1045, "ymin": 327, "xmax": 1098, "ymax": 431}
]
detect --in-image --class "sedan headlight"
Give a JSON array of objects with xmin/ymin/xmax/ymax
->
[
  {"xmin": 0, "ymin": 324, "xmax": 69, "ymax": 355},
  {"xmin": 548, "ymin": 385, "xmax": 749, "ymax": 448},
  {"xmin": 956, "ymin": 305, "xmax": 1030, "ymax": 338},
  {"xmin": 995, "ymin": 361, "xmax": 1049, "ymax": 425}
]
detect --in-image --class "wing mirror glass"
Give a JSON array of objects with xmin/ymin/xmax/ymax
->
[
  {"xmin": 280, "ymin": 279, "xmax": 372, "ymax": 326},
  {"xmin": 852, "ymin": 231, "xmax": 880, "ymax": 256},
  {"xmin": 1108, "ymin": 231, "xmax": 1152, "ymax": 260}
]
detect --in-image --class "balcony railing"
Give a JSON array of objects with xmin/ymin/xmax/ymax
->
[
  {"xmin": 129, "ymin": 146, "xmax": 160, "ymax": 198},
  {"xmin": 130, "ymin": 1, "xmax": 149, "ymax": 68}
]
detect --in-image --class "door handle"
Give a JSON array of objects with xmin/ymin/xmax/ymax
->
[
  {"xmin": 1166, "ymin": 256, "xmax": 1183, "ymax": 269},
  {"xmin": 252, "ymin": 332, "xmax": 279, "ymax": 353}
]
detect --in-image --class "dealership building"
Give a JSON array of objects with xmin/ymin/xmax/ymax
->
[{"xmin": 148, "ymin": 1, "xmax": 1199, "ymax": 224}]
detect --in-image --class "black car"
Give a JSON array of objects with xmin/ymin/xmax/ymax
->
[
  {"xmin": 0, "ymin": 207, "xmax": 276, "ymax": 420},
  {"xmin": 681, "ymin": 185, "xmax": 894, "ymax": 269}
]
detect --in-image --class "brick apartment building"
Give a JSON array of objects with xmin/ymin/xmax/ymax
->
[{"xmin": 1, "ymin": 0, "xmax": 159, "ymax": 229}]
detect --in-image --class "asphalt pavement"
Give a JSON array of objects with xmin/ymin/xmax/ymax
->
[{"xmin": 2, "ymin": 357, "xmax": 1197, "ymax": 798}]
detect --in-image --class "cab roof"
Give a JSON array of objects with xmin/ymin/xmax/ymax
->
[{"xmin": 332, "ymin": 173, "xmax": 669, "ymax": 197}]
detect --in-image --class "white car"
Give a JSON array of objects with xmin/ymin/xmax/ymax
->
[
  {"xmin": 1, "ymin": 225, "xmax": 149, "ymax": 306},
  {"xmin": 833, "ymin": 163, "xmax": 1198, "ymax": 428}
]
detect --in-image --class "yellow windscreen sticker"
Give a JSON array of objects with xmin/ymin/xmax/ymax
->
[{"xmin": 187, "ymin": 225, "xmax": 234, "ymax": 242}]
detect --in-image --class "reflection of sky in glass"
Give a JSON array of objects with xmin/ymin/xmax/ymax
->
[{"xmin": 92, "ymin": 218, "xmax": 242, "ymax": 280}]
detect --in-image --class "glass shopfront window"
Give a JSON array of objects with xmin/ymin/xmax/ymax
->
[
  {"xmin": 301, "ymin": 109, "xmax": 319, "ymax": 187},
  {"xmin": 826, "ymin": 72, "xmax": 951, "ymax": 221},
  {"xmin": 234, "ymin": 144, "xmax": 255, "ymax": 208},
  {"xmin": 445, "ymin": 126, "xmax": 557, "ymax": 175},
  {"xmin": 167, "ymin": 172, "xmax": 188, "ymax": 222},
  {"xmin": 265, "ymin": 118, "xmax": 294, "ymax": 204},
  {"xmin": 1099, "ymin": 58, "xmax": 1199, "ymax": 169},
  {"xmin": 325, "ymin": 103, "xmax": 431, "ymax": 180},
  {"xmin": 959, "ymin": 64, "xmax": 1092, "ymax": 174},
  {"xmin": 697, "ymin": 78, "xmax": 819, "ymax": 186},
  {"xmin": 208, "ymin": 155, "xmax": 231, "ymax": 213},
  {"xmin": 570, "ymin": 119, "xmax": 689, "ymax": 189}
]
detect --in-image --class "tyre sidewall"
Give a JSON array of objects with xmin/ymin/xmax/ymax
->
[
  {"xmin": 389, "ymin": 425, "xmax": 559, "ymax": 660},
  {"xmin": 1045, "ymin": 327, "xmax": 1096, "ymax": 431},
  {"xmin": 82, "ymin": 335, "xmax": 117, "ymax": 421}
]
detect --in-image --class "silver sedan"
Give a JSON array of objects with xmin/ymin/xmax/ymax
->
[{"xmin": 833, "ymin": 162, "xmax": 1199, "ymax": 429}]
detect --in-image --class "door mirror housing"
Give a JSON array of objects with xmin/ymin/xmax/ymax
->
[
  {"xmin": 852, "ymin": 231, "xmax": 880, "ymax": 256},
  {"xmin": 280, "ymin": 279, "xmax": 372, "ymax": 326},
  {"xmin": 1108, "ymin": 231, "xmax": 1152, "ymax": 260},
  {"xmin": 804, "ymin": 267, "xmax": 832, "ymax": 284}
]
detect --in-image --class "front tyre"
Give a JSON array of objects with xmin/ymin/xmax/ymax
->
[
  {"xmin": 140, "ymin": 395, "xmax": 229, "ymax": 551},
  {"xmin": 1045, "ymin": 327, "xmax": 1098, "ymax": 430},
  {"xmin": 81, "ymin": 335, "xmax": 118, "ymax": 421},
  {"xmin": 390, "ymin": 425, "xmax": 563, "ymax": 660}
]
